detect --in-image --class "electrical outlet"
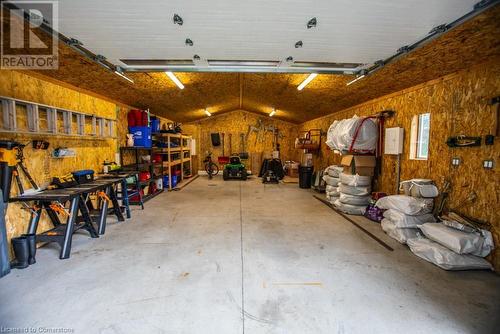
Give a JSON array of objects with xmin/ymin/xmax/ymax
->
[
  {"xmin": 451, "ymin": 157, "xmax": 461, "ymax": 166},
  {"xmin": 483, "ymin": 160, "xmax": 494, "ymax": 169}
]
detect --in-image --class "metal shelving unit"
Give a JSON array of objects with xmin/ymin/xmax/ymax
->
[{"xmin": 119, "ymin": 147, "xmax": 164, "ymax": 205}]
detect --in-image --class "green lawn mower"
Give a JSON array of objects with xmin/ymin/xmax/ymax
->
[{"xmin": 223, "ymin": 156, "xmax": 248, "ymax": 181}]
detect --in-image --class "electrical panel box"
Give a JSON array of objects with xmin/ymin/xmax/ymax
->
[{"xmin": 384, "ymin": 127, "xmax": 404, "ymax": 155}]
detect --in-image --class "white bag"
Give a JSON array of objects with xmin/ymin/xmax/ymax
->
[
  {"xmin": 381, "ymin": 219, "xmax": 419, "ymax": 244},
  {"xmin": 419, "ymin": 223, "xmax": 494, "ymax": 257},
  {"xmin": 400, "ymin": 179, "xmax": 438, "ymax": 198},
  {"xmin": 383, "ymin": 209, "xmax": 436, "ymax": 228},
  {"xmin": 339, "ymin": 193, "xmax": 370, "ymax": 205},
  {"xmin": 339, "ymin": 172, "xmax": 371, "ymax": 187},
  {"xmin": 375, "ymin": 195, "xmax": 433, "ymax": 215},
  {"xmin": 322, "ymin": 175, "xmax": 340, "ymax": 186},
  {"xmin": 333, "ymin": 199, "xmax": 367, "ymax": 215},
  {"xmin": 326, "ymin": 186, "xmax": 340, "ymax": 197},
  {"xmin": 326, "ymin": 116, "xmax": 378, "ymax": 152},
  {"xmin": 338, "ymin": 183, "xmax": 371, "ymax": 196},
  {"xmin": 407, "ymin": 237, "xmax": 493, "ymax": 271},
  {"xmin": 326, "ymin": 166, "xmax": 343, "ymax": 178}
]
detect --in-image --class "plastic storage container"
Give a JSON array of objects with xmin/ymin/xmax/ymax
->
[
  {"xmin": 150, "ymin": 117, "xmax": 160, "ymax": 133},
  {"xmin": 72, "ymin": 170, "xmax": 94, "ymax": 184},
  {"xmin": 129, "ymin": 126, "xmax": 152, "ymax": 147},
  {"xmin": 299, "ymin": 166, "xmax": 313, "ymax": 189}
]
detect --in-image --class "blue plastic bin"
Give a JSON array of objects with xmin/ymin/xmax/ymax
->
[
  {"xmin": 163, "ymin": 175, "xmax": 178, "ymax": 188},
  {"xmin": 150, "ymin": 118, "xmax": 160, "ymax": 133},
  {"xmin": 129, "ymin": 126, "xmax": 152, "ymax": 147}
]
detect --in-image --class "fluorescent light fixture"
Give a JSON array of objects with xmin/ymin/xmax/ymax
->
[
  {"xmin": 269, "ymin": 108, "xmax": 276, "ymax": 117},
  {"xmin": 114, "ymin": 70, "xmax": 134, "ymax": 83},
  {"xmin": 297, "ymin": 73, "xmax": 317, "ymax": 91},
  {"xmin": 346, "ymin": 74, "xmax": 365, "ymax": 86},
  {"xmin": 204, "ymin": 108, "xmax": 211, "ymax": 117},
  {"xmin": 166, "ymin": 71, "xmax": 185, "ymax": 89}
]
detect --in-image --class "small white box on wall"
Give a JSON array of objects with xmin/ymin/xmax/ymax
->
[{"xmin": 384, "ymin": 127, "xmax": 404, "ymax": 155}]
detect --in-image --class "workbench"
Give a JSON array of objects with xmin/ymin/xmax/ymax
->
[{"xmin": 9, "ymin": 177, "xmax": 126, "ymax": 259}]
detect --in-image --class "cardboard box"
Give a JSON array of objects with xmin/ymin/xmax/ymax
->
[{"xmin": 341, "ymin": 155, "xmax": 376, "ymax": 176}]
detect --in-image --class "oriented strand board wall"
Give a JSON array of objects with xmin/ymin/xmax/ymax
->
[
  {"xmin": 300, "ymin": 61, "xmax": 500, "ymax": 270},
  {"xmin": 185, "ymin": 110, "xmax": 299, "ymax": 172},
  {"xmin": 0, "ymin": 70, "xmax": 124, "ymax": 257}
]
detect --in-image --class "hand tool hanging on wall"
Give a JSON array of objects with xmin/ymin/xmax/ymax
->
[
  {"xmin": 228, "ymin": 133, "xmax": 233, "ymax": 155},
  {"xmin": 239, "ymin": 133, "xmax": 249, "ymax": 160},
  {"xmin": 0, "ymin": 141, "xmax": 39, "ymax": 202},
  {"xmin": 218, "ymin": 133, "xmax": 229, "ymax": 164}
]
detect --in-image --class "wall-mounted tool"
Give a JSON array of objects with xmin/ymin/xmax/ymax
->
[
  {"xmin": 0, "ymin": 141, "xmax": 39, "ymax": 201},
  {"xmin": 32, "ymin": 140, "xmax": 49, "ymax": 150},
  {"xmin": 446, "ymin": 136, "xmax": 481, "ymax": 147},
  {"xmin": 239, "ymin": 133, "xmax": 249, "ymax": 160}
]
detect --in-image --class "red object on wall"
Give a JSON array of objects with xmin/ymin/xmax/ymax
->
[{"xmin": 139, "ymin": 171, "xmax": 151, "ymax": 181}]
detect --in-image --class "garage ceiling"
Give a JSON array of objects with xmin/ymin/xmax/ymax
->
[
  {"xmin": 16, "ymin": 3, "xmax": 500, "ymax": 123},
  {"xmin": 56, "ymin": 0, "xmax": 476, "ymax": 71}
]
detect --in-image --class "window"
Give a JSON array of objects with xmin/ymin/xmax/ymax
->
[{"xmin": 410, "ymin": 113, "xmax": 431, "ymax": 160}]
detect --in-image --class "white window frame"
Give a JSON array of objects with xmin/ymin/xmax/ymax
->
[{"xmin": 409, "ymin": 113, "xmax": 431, "ymax": 160}]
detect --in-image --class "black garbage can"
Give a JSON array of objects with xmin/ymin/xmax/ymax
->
[{"xmin": 299, "ymin": 166, "xmax": 313, "ymax": 189}]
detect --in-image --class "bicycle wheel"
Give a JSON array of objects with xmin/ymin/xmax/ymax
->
[{"xmin": 210, "ymin": 162, "xmax": 219, "ymax": 176}]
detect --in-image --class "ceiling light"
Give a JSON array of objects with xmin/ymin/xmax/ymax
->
[
  {"xmin": 114, "ymin": 70, "xmax": 134, "ymax": 83},
  {"xmin": 346, "ymin": 74, "xmax": 365, "ymax": 86},
  {"xmin": 297, "ymin": 73, "xmax": 317, "ymax": 91},
  {"xmin": 173, "ymin": 14, "xmax": 183, "ymax": 25},
  {"xmin": 165, "ymin": 72, "xmax": 184, "ymax": 89},
  {"xmin": 307, "ymin": 17, "xmax": 317, "ymax": 29},
  {"xmin": 269, "ymin": 108, "xmax": 276, "ymax": 117},
  {"xmin": 295, "ymin": 40, "xmax": 303, "ymax": 48},
  {"xmin": 205, "ymin": 108, "xmax": 211, "ymax": 117}
]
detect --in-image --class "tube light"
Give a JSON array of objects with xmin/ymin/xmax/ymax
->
[
  {"xmin": 166, "ymin": 71, "xmax": 185, "ymax": 89},
  {"xmin": 204, "ymin": 108, "xmax": 211, "ymax": 117},
  {"xmin": 114, "ymin": 70, "xmax": 134, "ymax": 83},
  {"xmin": 297, "ymin": 73, "xmax": 317, "ymax": 91},
  {"xmin": 269, "ymin": 108, "xmax": 276, "ymax": 117},
  {"xmin": 346, "ymin": 74, "xmax": 365, "ymax": 86}
]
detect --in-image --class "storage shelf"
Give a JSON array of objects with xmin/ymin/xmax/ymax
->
[{"xmin": 129, "ymin": 189, "xmax": 163, "ymax": 204}]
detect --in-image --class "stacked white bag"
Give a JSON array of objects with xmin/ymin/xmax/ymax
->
[
  {"xmin": 334, "ymin": 172, "xmax": 371, "ymax": 215},
  {"xmin": 323, "ymin": 165, "xmax": 343, "ymax": 203},
  {"xmin": 409, "ymin": 222, "xmax": 494, "ymax": 271},
  {"xmin": 375, "ymin": 195, "xmax": 436, "ymax": 244},
  {"xmin": 376, "ymin": 194, "xmax": 493, "ymax": 271}
]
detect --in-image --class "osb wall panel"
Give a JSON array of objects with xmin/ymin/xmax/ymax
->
[
  {"xmin": 0, "ymin": 70, "xmax": 119, "ymax": 257},
  {"xmin": 185, "ymin": 110, "xmax": 299, "ymax": 172},
  {"xmin": 299, "ymin": 62, "xmax": 500, "ymax": 270}
]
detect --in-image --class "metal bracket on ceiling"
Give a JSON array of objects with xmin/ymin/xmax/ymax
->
[
  {"xmin": 295, "ymin": 41, "xmax": 303, "ymax": 48},
  {"xmin": 173, "ymin": 14, "xmax": 183, "ymax": 25},
  {"xmin": 185, "ymin": 38, "xmax": 194, "ymax": 46},
  {"xmin": 307, "ymin": 17, "xmax": 317, "ymax": 29},
  {"xmin": 429, "ymin": 24, "xmax": 449, "ymax": 35}
]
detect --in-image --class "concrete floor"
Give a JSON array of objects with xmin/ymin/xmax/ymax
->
[{"xmin": 1, "ymin": 176, "xmax": 499, "ymax": 334}]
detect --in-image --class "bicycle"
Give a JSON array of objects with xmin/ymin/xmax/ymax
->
[{"xmin": 203, "ymin": 152, "xmax": 219, "ymax": 179}]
